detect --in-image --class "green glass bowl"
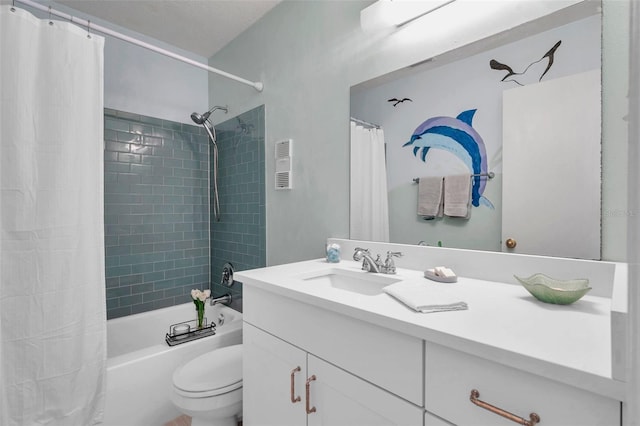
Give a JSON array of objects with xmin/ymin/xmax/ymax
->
[{"xmin": 514, "ymin": 273, "xmax": 591, "ymax": 305}]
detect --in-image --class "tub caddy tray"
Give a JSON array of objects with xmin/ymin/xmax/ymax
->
[{"xmin": 165, "ymin": 318, "xmax": 216, "ymax": 346}]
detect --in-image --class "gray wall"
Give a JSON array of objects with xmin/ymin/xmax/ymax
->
[{"xmin": 208, "ymin": 0, "xmax": 631, "ymax": 264}]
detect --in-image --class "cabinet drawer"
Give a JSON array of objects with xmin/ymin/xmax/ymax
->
[
  {"xmin": 244, "ymin": 285, "xmax": 424, "ymax": 405},
  {"xmin": 425, "ymin": 342, "xmax": 620, "ymax": 426}
]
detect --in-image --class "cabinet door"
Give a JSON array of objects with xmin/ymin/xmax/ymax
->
[
  {"xmin": 243, "ymin": 323, "xmax": 307, "ymax": 426},
  {"xmin": 307, "ymin": 355, "xmax": 423, "ymax": 426}
]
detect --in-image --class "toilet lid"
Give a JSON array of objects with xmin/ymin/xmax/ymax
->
[{"xmin": 173, "ymin": 344, "xmax": 242, "ymax": 395}]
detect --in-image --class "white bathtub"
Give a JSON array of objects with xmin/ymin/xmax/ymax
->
[{"xmin": 102, "ymin": 303, "xmax": 243, "ymax": 426}]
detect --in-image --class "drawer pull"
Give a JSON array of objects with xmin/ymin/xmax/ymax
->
[
  {"xmin": 306, "ymin": 375, "xmax": 317, "ymax": 414},
  {"xmin": 290, "ymin": 366, "xmax": 301, "ymax": 403},
  {"xmin": 470, "ymin": 389, "xmax": 540, "ymax": 426}
]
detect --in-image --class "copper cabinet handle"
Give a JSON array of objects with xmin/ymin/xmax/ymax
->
[
  {"xmin": 470, "ymin": 389, "xmax": 540, "ymax": 426},
  {"xmin": 290, "ymin": 366, "xmax": 301, "ymax": 403},
  {"xmin": 305, "ymin": 375, "xmax": 317, "ymax": 414},
  {"xmin": 505, "ymin": 238, "xmax": 517, "ymax": 249}
]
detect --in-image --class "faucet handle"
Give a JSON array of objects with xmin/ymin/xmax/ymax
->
[{"xmin": 383, "ymin": 251, "xmax": 402, "ymax": 274}]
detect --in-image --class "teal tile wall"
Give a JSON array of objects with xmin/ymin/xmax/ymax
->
[
  {"xmin": 104, "ymin": 109, "xmax": 211, "ymax": 319},
  {"xmin": 210, "ymin": 105, "xmax": 266, "ymax": 310}
]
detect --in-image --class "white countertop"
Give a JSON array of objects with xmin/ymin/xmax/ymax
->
[{"xmin": 236, "ymin": 258, "xmax": 627, "ymax": 401}]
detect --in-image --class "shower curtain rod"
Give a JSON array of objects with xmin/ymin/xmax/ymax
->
[
  {"xmin": 15, "ymin": 0, "xmax": 264, "ymax": 92},
  {"xmin": 350, "ymin": 117, "xmax": 380, "ymax": 129}
]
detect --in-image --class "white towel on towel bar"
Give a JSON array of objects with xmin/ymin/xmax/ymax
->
[
  {"xmin": 383, "ymin": 281, "xmax": 468, "ymax": 313},
  {"xmin": 417, "ymin": 176, "xmax": 444, "ymax": 219},
  {"xmin": 444, "ymin": 174, "xmax": 472, "ymax": 218}
]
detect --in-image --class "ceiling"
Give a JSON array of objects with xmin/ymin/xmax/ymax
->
[{"xmin": 55, "ymin": 0, "xmax": 281, "ymax": 58}]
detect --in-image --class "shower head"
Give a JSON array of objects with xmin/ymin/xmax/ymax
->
[
  {"xmin": 190, "ymin": 105, "xmax": 228, "ymax": 125},
  {"xmin": 190, "ymin": 112, "xmax": 206, "ymax": 125}
]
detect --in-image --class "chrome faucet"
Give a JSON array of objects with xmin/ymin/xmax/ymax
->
[
  {"xmin": 210, "ymin": 293, "xmax": 232, "ymax": 306},
  {"xmin": 353, "ymin": 247, "xmax": 381, "ymax": 273},
  {"xmin": 353, "ymin": 248, "xmax": 402, "ymax": 274}
]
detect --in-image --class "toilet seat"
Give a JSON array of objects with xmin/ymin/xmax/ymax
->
[{"xmin": 173, "ymin": 344, "xmax": 243, "ymax": 398}]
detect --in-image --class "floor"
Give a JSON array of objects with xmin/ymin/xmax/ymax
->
[
  {"xmin": 163, "ymin": 415, "xmax": 191, "ymax": 426},
  {"xmin": 163, "ymin": 415, "xmax": 243, "ymax": 426}
]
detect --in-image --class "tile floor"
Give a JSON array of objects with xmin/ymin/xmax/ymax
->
[
  {"xmin": 163, "ymin": 415, "xmax": 191, "ymax": 426},
  {"xmin": 163, "ymin": 415, "xmax": 243, "ymax": 426}
]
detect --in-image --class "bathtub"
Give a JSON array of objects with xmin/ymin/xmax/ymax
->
[{"xmin": 102, "ymin": 302, "xmax": 243, "ymax": 426}]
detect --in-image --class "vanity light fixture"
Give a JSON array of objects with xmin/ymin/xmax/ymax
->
[{"xmin": 360, "ymin": 0, "xmax": 455, "ymax": 31}]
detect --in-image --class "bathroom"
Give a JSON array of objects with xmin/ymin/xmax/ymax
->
[{"xmin": 0, "ymin": 0, "xmax": 638, "ymax": 425}]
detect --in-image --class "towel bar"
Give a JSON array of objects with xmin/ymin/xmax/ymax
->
[{"xmin": 413, "ymin": 172, "xmax": 494, "ymax": 184}]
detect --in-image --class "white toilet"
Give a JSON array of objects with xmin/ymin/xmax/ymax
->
[{"xmin": 171, "ymin": 344, "xmax": 243, "ymax": 426}]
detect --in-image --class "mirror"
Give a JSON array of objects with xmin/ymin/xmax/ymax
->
[{"xmin": 350, "ymin": 1, "xmax": 602, "ymax": 258}]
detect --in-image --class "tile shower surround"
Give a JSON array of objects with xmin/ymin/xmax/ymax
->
[
  {"xmin": 104, "ymin": 108, "xmax": 265, "ymax": 319},
  {"xmin": 210, "ymin": 106, "xmax": 266, "ymax": 305}
]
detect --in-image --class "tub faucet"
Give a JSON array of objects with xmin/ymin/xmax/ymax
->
[
  {"xmin": 353, "ymin": 248, "xmax": 381, "ymax": 273},
  {"xmin": 210, "ymin": 293, "xmax": 232, "ymax": 306}
]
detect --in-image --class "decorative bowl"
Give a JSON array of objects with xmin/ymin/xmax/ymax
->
[{"xmin": 514, "ymin": 273, "xmax": 591, "ymax": 305}]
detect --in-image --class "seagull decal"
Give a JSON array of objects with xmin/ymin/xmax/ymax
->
[
  {"xmin": 402, "ymin": 109, "xmax": 493, "ymax": 209},
  {"xmin": 490, "ymin": 40, "xmax": 562, "ymax": 86},
  {"xmin": 387, "ymin": 97, "xmax": 413, "ymax": 107}
]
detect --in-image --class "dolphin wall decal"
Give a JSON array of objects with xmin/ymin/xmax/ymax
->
[{"xmin": 402, "ymin": 109, "xmax": 493, "ymax": 209}]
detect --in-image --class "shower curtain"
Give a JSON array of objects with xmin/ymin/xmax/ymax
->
[
  {"xmin": 350, "ymin": 122, "xmax": 390, "ymax": 242},
  {"xmin": 0, "ymin": 6, "xmax": 106, "ymax": 425}
]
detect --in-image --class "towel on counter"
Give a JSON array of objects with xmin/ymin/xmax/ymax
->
[
  {"xmin": 444, "ymin": 174, "xmax": 472, "ymax": 218},
  {"xmin": 383, "ymin": 281, "xmax": 468, "ymax": 313},
  {"xmin": 417, "ymin": 176, "xmax": 444, "ymax": 219}
]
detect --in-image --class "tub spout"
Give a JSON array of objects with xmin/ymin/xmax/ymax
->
[{"xmin": 210, "ymin": 293, "xmax": 232, "ymax": 306}]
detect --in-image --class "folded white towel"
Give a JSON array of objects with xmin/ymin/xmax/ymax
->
[
  {"xmin": 417, "ymin": 176, "xmax": 443, "ymax": 219},
  {"xmin": 383, "ymin": 281, "xmax": 468, "ymax": 313},
  {"xmin": 444, "ymin": 174, "xmax": 472, "ymax": 218}
]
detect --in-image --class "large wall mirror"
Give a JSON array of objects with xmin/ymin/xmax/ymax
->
[{"xmin": 350, "ymin": 1, "xmax": 603, "ymax": 259}]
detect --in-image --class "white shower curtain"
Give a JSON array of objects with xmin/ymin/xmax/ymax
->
[
  {"xmin": 350, "ymin": 122, "xmax": 390, "ymax": 242},
  {"xmin": 0, "ymin": 6, "xmax": 106, "ymax": 425}
]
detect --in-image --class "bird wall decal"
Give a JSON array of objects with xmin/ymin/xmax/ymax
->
[
  {"xmin": 490, "ymin": 40, "xmax": 562, "ymax": 86},
  {"xmin": 387, "ymin": 97, "xmax": 413, "ymax": 107}
]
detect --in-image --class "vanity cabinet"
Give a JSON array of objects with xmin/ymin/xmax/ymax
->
[
  {"xmin": 424, "ymin": 342, "xmax": 621, "ymax": 426},
  {"xmin": 242, "ymin": 286, "xmax": 424, "ymax": 426},
  {"xmin": 238, "ymin": 255, "xmax": 625, "ymax": 426},
  {"xmin": 243, "ymin": 323, "xmax": 423, "ymax": 426}
]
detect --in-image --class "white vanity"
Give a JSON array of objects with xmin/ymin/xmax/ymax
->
[{"xmin": 238, "ymin": 238, "xmax": 628, "ymax": 426}]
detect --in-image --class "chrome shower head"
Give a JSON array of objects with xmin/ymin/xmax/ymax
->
[
  {"xmin": 190, "ymin": 112, "xmax": 206, "ymax": 125},
  {"xmin": 190, "ymin": 106, "xmax": 228, "ymax": 125}
]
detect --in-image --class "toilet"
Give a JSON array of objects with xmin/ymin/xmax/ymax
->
[{"xmin": 171, "ymin": 344, "xmax": 243, "ymax": 426}]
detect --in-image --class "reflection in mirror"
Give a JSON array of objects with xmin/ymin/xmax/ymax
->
[{"xmin": 350, "ymin": 2, "xmax": 602, "ymax": 259}]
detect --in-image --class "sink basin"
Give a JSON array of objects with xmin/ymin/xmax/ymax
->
[{"xmin": 299, "ymin": 268, "xmax": 401, "ymax": 295}]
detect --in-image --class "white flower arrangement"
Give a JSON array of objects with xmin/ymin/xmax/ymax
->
[
  {"xmin": 191, "ymin": 289, "xmax": 211, "ymax": 328},
  {"xmin": 191, "ymin": 289, "xmax": 211, "ymax": 302}
]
